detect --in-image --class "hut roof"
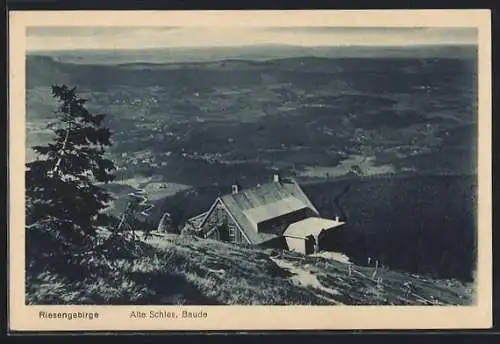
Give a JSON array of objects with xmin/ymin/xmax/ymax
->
[
  {"xmin": 243, "ymin": 196, "xmax": 307, "ymax": 230},
  {"xmin": 219, "ymin": 179, "xmax": 320, "ymax": 244},
  {"xmin": 186, "ymin": 211, "xmax": 209, "ymax": 229}
]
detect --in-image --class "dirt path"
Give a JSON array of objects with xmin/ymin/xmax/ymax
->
[{"xmin": 270, "ymin": 257, "xmax": 343, "ymax": 305}]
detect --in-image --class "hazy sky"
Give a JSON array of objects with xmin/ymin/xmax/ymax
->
[{"xmin": 27, "ymin": 27, "xmax": 478, "ymax": 51}]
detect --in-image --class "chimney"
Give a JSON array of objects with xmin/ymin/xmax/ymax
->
[
  {"xmin": 273, "ymin": 173, "xmax": 280, "ymax": 183},
  {"xmin": 335, "ymin": 216, "xmax": 340, "ymax": 222},
  {"xmin": 232, "ymin": 184, "xmax": 239, "ymax": 195}
]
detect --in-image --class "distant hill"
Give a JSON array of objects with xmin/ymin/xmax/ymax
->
[
  {"xmin": 26, "ymin": 55, "xmax": 72, "ymax": 88},
  {"xmin": 26, "ymin": 51, "xmax": 477, "ymax": 91},
  {"xmin": 29, "ymin": 44, "xmax": 477, "ymax": 65}
]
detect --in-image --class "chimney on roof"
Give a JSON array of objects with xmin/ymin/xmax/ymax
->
[
  {"xmin": 273, "ymin": 173, "xmax": 280, "ymax": 183},
  {"xmin": 335, "ymin": 216, "xmax": 340, "ymax": 222},
  {"xmin": 232, "ymin": 184, "xmax": 239, "ymax": 195}
]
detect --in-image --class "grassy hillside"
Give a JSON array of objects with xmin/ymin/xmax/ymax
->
[{"xmin": 27, "ymin": 233, "xmax": 474, "ymax": 306}]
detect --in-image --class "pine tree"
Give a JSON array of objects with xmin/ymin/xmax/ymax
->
[{"xmin": 26, "ymin": 85, "xmax": 116, "ymax": 269}]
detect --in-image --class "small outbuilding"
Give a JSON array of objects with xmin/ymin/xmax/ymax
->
[{"xmin": 283, "ymin": 217, "xmax": 345, "ymax": 255}]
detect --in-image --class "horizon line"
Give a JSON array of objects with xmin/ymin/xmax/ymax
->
[{"xmin": 27, "ymin": 42, "xmax": 478, "ymax": 53}]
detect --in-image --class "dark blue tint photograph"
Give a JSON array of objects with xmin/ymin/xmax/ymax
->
[
  {"xmin": 24, "ymin": 24, "xmax": 480, "ymax": 306},
  {"xmin": 10, "ymin": 11, "xmax": 490, "ymax": 331}
]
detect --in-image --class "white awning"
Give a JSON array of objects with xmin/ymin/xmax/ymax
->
[{"xmin": 284, "ymin": 217, "xmax": 345, "ymax": 239}]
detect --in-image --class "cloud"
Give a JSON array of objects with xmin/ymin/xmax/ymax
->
[{"xmin": 26, "ymin": 26, "xmax": 477, "ymax": 51}]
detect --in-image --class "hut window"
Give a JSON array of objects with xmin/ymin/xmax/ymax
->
[{"xmin": 229, "ymin": 225, "xmax": 236, "ymax": 242}]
